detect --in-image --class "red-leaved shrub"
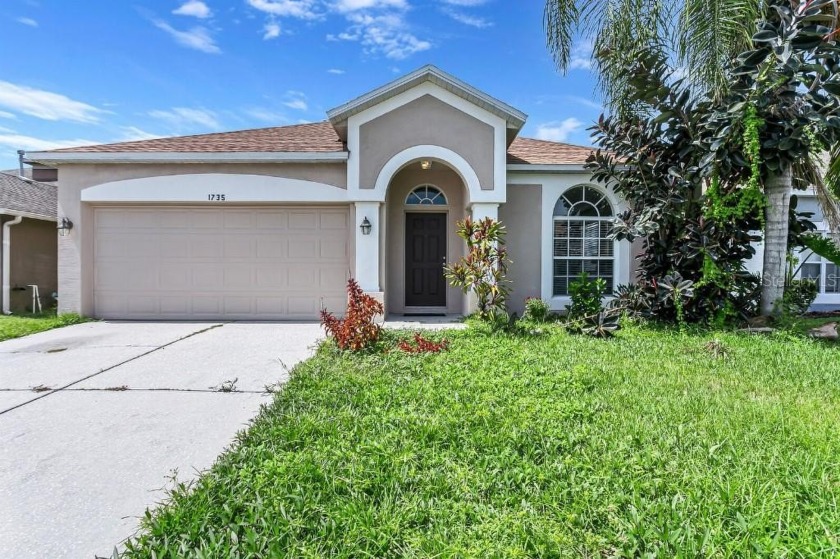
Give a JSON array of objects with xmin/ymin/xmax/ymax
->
[
  {"xmin": 398, "ymin": 333, "xmax": 449, "ymax": 354},
  {"xmin": 320, "ymin": 278, "xmax": 384, "ymax": 351}
]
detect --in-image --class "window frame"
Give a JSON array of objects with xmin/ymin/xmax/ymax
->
[
  {"xmin": 405, "ymin": 184, "xmax": 448, "ymax": 206},
  {"xmin": 551, "ymin": 185, "xmax": 616, "ymax": 297}
]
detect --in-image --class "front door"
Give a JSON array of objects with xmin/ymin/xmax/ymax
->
[{"xmin": 405, "ymin": 212, "xmax": 447, "ymax": 308}]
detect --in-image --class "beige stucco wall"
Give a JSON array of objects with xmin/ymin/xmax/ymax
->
[
  {"xmin": 384, "ymin": 163, "xmax": 467, "ymax": 315},
  {"xmin": 359, "ymin": 95, "xmax": 495, "ymax": 190},
  {"xmin": 1, "ymin": 216, "xmax": 57, "ymax": 313},
  {"xmin": 629, "ymin": 237, "xmax": 645, "ymax": 284},
  {"xmin": 500, "ymin": 185, "xmax": 542, "ymax": 316},
  {"xmin": 56, "ymin": 162, "xmax": 347, "ymax": 316}
]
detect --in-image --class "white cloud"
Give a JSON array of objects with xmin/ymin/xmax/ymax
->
[
  {"xmin": 0, "ymin": 134, "xmax": 97, "ymax": 152},
  {"xmin": 439, "ymin": 0, "xmax": 489, "ymax": 5},
  {"xmin": 0, "ymin": 81, "xmax": 104, "ymax": 123},
  {"xmin": 154, "ymin": 20, "xmax": 221, "ymax": 53},
  {"xmin": 283, "ymin": 91, "xmax": 308, "ymax": 111},
  {"xmin": 244, "ymin": 107, "xmax": 289, "ymax": 123},
  {"xmin": 118, "ymin": 127, "xmax": 163, "ymax": 141},
  {"xmin": 565, "ymin": 95, "xmax": 602, "ymax": 111},
  {"xmin": 173, "ymin": 0, "xmax": 212, "ymax": 18},
  {"xmin": 263, "ymin": 21, "xmax": 281, "ymax": 39},
  {"xmin": 16, "ymin": 17, "xmax": 38, "ymax": 27},
  {"xmin": 443, "ymin": 9, "xmax": 491, "ymax": 28},
  {"xmin": 333, "ymin": 0, "xmax": 406, "ymax": 12},
  {"xmin": 536, "ymin": 118, "xmax": 583, "ymax": 142},
  {"xmin": 148, "ymin": 107, "xmax": 221, "ymax": 129},
  {"xmin": 338, "ymin": 12, "xmax": 430, "ymax": 59},
  {"xmin": 569, "ymin": 40, "xmax": 593, "ymax": 71},
  {"xmin": 246, "ymin": 0, "xmax": 320, "ymax": 19},
  {"xmin": 327, "ymin": 68, "xmax": 345, "ymax": 74},
  {"xmin": 0, "ymin": 111, "xmax": 16, "ymax": 120}
]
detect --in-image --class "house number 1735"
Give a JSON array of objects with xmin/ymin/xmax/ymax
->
[{"xmin": 207, "ymin": 194, "xmax": 226, "ymax": 201}]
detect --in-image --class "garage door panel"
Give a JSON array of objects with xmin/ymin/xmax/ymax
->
[
  {"xmin": 320, "ymin": 211, "xmax": 349, "ymax": 229},
  {"xmin": 289, "ymin": 212, "xmax": 318, "ymax": 230},
  {"xmin": 256, "ymin": 212, "xmax": 287, "ymax": 230},
  {"xmin": 94, "ymin": 206, "xmax": 350, "ymax": 320}
]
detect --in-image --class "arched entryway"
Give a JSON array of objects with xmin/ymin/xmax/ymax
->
[{"xmin": 383, "ymin": 161, "xmax": 469, "ymax": 315}]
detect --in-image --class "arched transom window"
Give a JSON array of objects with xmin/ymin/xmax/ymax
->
[
  {"xmin": 553, "ymin": 186, "xmax": 615, "ymax": 296},
  {"xmin": 406, "ymin": 185, "xmax": 447, "ymax": 206}
]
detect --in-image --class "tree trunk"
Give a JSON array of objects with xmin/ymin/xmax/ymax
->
[{"xmin": 761, "ymin": 165, "xmax": 793, "ymax": 316}]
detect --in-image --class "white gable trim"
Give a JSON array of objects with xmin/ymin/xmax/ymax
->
[
  {"xmin": 346, "ymin": 81, "xmax": 508, "ymax": 198},
  {"xmin": 328, "ymin": 65, "xmax": 527, "ymax": 128},
  {"xmin": 81, "ymin": 174, "xmax": 348, "ymax": 203}
]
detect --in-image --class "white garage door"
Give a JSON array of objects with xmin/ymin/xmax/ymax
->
[{"xmin": 93, "ymin": 206, "xmax": 350, "ymax": 320}]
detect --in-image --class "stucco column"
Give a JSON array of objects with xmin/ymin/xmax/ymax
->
[
  {"xmin": 470, "ymin": 203, "xmax": 499, "ymax": 222},
  {"xmin": 354, "ymin": 201, "xmax": 382, "ymax": 293}
]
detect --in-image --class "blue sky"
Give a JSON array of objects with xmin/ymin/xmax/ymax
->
[{"xmin": 0, "ymin": 0, "xmax": 600, "ymax": 170}]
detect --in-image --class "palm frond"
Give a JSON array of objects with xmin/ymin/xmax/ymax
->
[{"xmin": 678, "ymin": 0, "xmax": 761, "ymax": 99}]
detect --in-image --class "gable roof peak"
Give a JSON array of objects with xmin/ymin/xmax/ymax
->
[{"xmin": 327, "ymin": 64, "xmax": 527, "ymax": 141}]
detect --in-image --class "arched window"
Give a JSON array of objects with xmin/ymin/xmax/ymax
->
[
  {"xmin": 406, "ymin": 185, "xmax": 447, "ymax": 206},
  {"xmin": 553, "ymin": 186, "xmax": 615, "ymax": 296}
]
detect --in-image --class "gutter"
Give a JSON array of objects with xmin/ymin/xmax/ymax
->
[
  {"xmin": 0, "ymin": 209, "xmax": 57, "ymax": 222},
  {"xmin": 507, "ymin": 164, "xmax": 589, "ymax": 173},
  {"xmin": 24, "ymin": 151, "xmax": 349, "ymax": 165},
  {"xmin": 2, "ymin": 215, "xmax": 23, "ymax": 314}
]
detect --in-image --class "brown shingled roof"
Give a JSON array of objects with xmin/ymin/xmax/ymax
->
[
  {"xmin": 507, "ymin": 137, "xmax": 594, "ymax": 165},
  {"xmin": 48, "ymin": 122, "xmax": 345, "ymax": 153},
  {"xmin": 42, "ymin": 121, "xmax": 594, "ymax": 165}
]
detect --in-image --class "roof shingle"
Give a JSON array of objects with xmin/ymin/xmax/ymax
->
[
  {"xmin": 39, "ymin": 122, "xmax": 595, "ymax": 166},
  {"xmin": 48, "ymin": 122, "xmax": 345, "ymax": 154},
  {"xmin": 506, "ymin": 137, "xmax": 594, "ymax": 165},
  {"xmin": 0, "ymin": 172, "xmax": 57, "ymax": 219}
]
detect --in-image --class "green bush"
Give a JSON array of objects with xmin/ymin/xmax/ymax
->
[
  {"xmin": 781, "ymin": 279, "xmax": 818, "ymax": 317},
  {"xmin": 522, "ymin": 297, "xmax": 551, "ymax": 322},
  {"xmin": 566, "ymin": 272, "xmax": 606, "ymax": 320}
]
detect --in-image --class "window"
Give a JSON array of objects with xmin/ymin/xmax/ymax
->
[
  {"xmin": 553, "ymin": 186, "xmax": 615, "ymax": 296},
  {"xmin": 406, "ymin": 185, "xmax": 447, "ymax": 206},
  {"xmin": 800, "ymin": 237, "xmax": 840, "ymax": 295}
]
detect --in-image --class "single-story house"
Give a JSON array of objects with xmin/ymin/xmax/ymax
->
[
  {"xmin": 25, "ymin": 64, "xmax": 631, "ymax": 320},
  {"xmin": 23, "ymin": 64, "xmax": 835, "ymax": 320},
  {"xmin": 0, "ymin": 171, "xmax": 58, "ymax": 314}
]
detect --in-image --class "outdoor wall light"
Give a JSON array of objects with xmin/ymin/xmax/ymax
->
[
  {"xmin": 57, "ymin": 217, "xmax": 73, "ymax": 237},
  {"xmin": 420, "ymin": 160, "xmax": 432, "ymax": 170},
  {"xmin": 360, "ymin": 217, "xmax": 372, "ymax": 235}
]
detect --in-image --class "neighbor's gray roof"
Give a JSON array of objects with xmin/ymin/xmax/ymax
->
[{"xmin": 0, "ymin": 172, "xmax": 57, "ymax": 220}]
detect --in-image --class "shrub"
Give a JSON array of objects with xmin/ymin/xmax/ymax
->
[
  {"xmin": 444, "ymin": 217, "xmax": 511, "ymax": 321},
  {"xmin": 781, "ymin": 279, "xmax": 818, "ymax": 317},
  {"xmin": 320, "ymin": 278, "xmax": 384, "ymax": 351},
  {"xmin": 522, "ymin": 297, "xmax": 551, "ymax": 322},
  {"xmin": 566, "ymin": 272, "xmax": 606, "ymax": 321},
  {"xmin": 398, "ymin": 333, "xmax": 449, "ymax": 354},
  {"xmin": 609, "ymin": 284, "xmax": 651, "ymax": 318}
]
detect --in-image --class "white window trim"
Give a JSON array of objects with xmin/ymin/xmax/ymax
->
[
  {"xmin": 795, "ymin": 222, "xmax": 840, "ymax": 305},
  {"xmin": 510, "ymin": 175, "xmax": 631, "ymax": 311}
]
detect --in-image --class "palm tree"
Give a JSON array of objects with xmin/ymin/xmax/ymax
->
[{"xmin": 545, "ymin": 0, "xmax": 840, "ymax": 315}]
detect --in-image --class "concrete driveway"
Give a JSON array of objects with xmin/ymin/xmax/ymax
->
[{"xmin": 0, "ymin": 321, "xmax": 323, "ymax": 559}]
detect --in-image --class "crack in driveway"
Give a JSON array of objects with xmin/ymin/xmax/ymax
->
[{"xmin": 0, "ymin": 323, "xmax": 225, "ymax": 417}]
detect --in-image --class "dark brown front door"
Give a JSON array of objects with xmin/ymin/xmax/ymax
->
[{"xmin": 405, "ymin": 212, "xmax": 447, "ymax": 308}]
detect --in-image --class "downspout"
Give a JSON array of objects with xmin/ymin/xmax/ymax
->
[{"xmin": 2, "ymin": 215, "xmax": 23, "ymax": 314}]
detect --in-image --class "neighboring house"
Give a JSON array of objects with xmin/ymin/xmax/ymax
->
[
  {"xmin": 0, "ymin": 171, "xmax": 58, "ymax": 314},
  {"xmin": 747, "ymin": 193, "xmax": 840, "ymax": 310},
  {"xmin": 25, "ymin": 65, "xmax": 634, "ymax": 320}
]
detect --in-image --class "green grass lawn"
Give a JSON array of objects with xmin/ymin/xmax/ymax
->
[
  {"xmin": 0, "ymin": 313, "xmax": 86, "ymax": 342},
  {"xmin": 123, "ymin": 323, "xmax": 840, "ymax": 558}
]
